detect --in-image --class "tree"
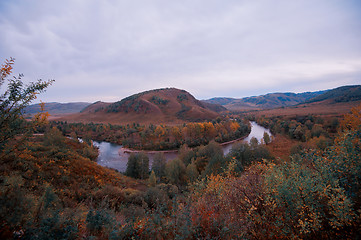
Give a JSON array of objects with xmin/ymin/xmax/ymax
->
[
  {"xmin": 203, "ymin": 153, "xmax": 227, "ymax": 177},
  {"xmin": 341, "ymin": 103, "xmax": 361, "ymax": 131},
  {"xmin": 165, "ymin": 158, "xmax": 186, "ymax": 186},
  {"xmin": 125, "ymin": 152, "xmax": 149, "ymax": 179},
  {"xmin": 152, "ymin": 152, "xmax": 166, "ymax": 181},
  {"xmin": 194, "ymin": 140, "xmax": 223, "ymax": 174},
  {"xmin": 263, "ymin": 132, "xmax": 271, "ymax": 145},
  {"xmin": 228, "ymin": 142, "xmax": 252, "ymax": 171},
  {"xmin": 250, "ymin": 137, "xmax": 259, "ymax": 149},
  {"xmin": 43, "ymin": 127, "xmax": 66, "ymax": 148},
  {"xmin": 178, "ymin": 144, "xmax": 195, "ymax": 166},
  {"xmin": 148, "ymin": 170, "xmax": 157, "ymax": 187},
  {"xmin": 186, "ymin": 161, "xmax": 199, "ymax": 183},
  {"xmin": 0, "ymin": 58, "xmax": 54, "ymax": 149}
]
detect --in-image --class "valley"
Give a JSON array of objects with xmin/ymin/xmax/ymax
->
[
  {"xmin": 2, "ymin": 0, "xmax": 361, "ymax": 237},
  {"xmin": 2, "ymin": 65, "xmax": 361, "ymax": 239},
  {"xmin": 94, "ymin": 121, "xmax": 271, "ymax": 172}
]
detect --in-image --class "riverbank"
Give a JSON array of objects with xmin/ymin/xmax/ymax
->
[
  {"xmin": 120, "ymin": 135, "xmax": 249, "ymax": 155},
  {"xmin": 120, "ymin": 148, "xmax": 179, "ymax": 154},
  {"xmin": 95, "ymin": 121, "xmax": 271, "ymax": 172},
  {"xmin": 218, "ymin": 136, "xmax": 247, "ymax": 146}
]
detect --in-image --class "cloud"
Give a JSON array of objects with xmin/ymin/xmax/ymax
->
[{"xmin": 0, "ymin": 0, "xmax": 360, "ymax": 102}]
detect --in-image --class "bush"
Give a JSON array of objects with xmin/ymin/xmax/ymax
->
[
  {"xmin": 143, "ymin": 187, "xmax": 169, "ymax": 209},
  {"xmin": 86, "ymin": 208, "xmax": 115, "ymax": 236}
]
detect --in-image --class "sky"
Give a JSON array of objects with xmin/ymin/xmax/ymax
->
[{"xmin": 1, "ymin": 0, "xmax": 360, "ymax": 103}]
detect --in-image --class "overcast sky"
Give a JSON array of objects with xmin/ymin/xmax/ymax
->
[{"xmin": 1, "ymin": 0, "xmax": 360, "ymax": 103}]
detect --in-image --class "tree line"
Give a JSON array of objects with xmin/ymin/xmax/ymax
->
[{"xmin": 50, "ymin": 118, "xmax": 250, "ymax": 151}]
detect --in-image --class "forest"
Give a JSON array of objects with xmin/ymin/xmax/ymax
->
[
  {"xmin": 49, "ymin": 118, "xmax": 250, "ymax": 150},
  {"xmin": 1, "ymin": 59, "xmax": 361, "ymax": 239}
]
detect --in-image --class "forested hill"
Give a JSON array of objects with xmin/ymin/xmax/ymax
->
[
  {"xmin": 57, "ymin": 88, "xmax": 225, "ymax": 124},
  {"xmin": 204, "ymin": 90, "xmax": 326, "ymax": 111},
  {"xmin": 306, "ymin": 85, "xmax": 361, "ymax": 103}
]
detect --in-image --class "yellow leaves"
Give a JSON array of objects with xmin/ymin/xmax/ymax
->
[
  {"xmin": 230, "ymin": 121, "xmax": 240, "ymax": 132},
  {"xmin": 32, "ymin": 102, "xmax": 50, "ymax": 127},
  {"xmin": 155, "ymin": 125, "xmax": 166, "ymax": 138}
]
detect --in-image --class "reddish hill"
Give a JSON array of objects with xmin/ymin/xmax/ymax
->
[
  {"xmin": 57, "ymin": 88, "xmax": 224, "ymax": 124},
  {"xmin": 80, "ymin": 101, "xmax": 111, "ymax": 113}
]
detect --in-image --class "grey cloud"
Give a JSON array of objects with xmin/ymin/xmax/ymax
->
[{"xmin": 0, "ymin": 0, "xmax": 360, "ymax": 102}]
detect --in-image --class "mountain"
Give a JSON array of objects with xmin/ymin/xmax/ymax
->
[
  {"xmin": 80, "ymin": 101, "xmax": 111, "ymax": 113},
  {"xmin": 205, "ymin": 91, "xmax": 326, "ymax": 111},
  {"xmin": 58, "ymin": 88, "xmax": 224, "ymax": 124},
  {"xmin": 25, "ymin": 102, "xmax": 91, "ymax": 115},
  {"xmin": 250, "ymin": 85, "xmax": 361, "ymax": 118},
  {"xmin": 306, "ymin": 85, "xmax": 361, "ymax": 103}
]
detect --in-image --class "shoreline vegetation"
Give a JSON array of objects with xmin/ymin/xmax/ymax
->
[
  {"xmin": 121, "ymin": 148, "xmax": 178, "ymax": 154},
  {"xmin": 120, "ymin": 135, "xmax": 249, "ymax": 154},
  {"xmin": 50, "ymin": 118, "xmax": 251, "ymax": 152}
]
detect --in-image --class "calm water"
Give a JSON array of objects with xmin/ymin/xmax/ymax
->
[
  {"xmin": 94, "ymin": 121, "xmax": 271, "ymax": 172},
  {"xmin": 222, "ymin": 121, "xmax": 272, "ymax": 155},
  {"xmin": 93, "ymin": 141, "xmax": 178, "ymax": 173}
]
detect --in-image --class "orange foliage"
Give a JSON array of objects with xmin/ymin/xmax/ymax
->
[
  {"xmin": 341, "ymin": 103, "xmax": 361, "ymax": 131},
  {"xmin": 0, "ymin": 57, "xmax": 14, "ymax": 79}
]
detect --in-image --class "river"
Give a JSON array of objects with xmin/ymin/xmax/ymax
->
[
  {"xmin": 93, "ymin": 121, "xmax": 271, "ymax": 173},
  {"xmin": 222, "ymin": 121, "xmax": 272, "ymax": 155}
]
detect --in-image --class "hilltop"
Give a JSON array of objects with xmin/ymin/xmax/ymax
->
[{"xmin": 57, "ymin": 88, "xmax": 225, "ymax": 124}]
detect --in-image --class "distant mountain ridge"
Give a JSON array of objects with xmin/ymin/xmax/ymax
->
[
  {"xmin": 250, "ymin": 85, "xmax": 361, "ymax": 117},
  {"xmin": 306, "ymin": 85, "xmax": 361, "ymax": 104},
  {"xmin": 25, "ymin": 102, "xmax": 91, "ymax": 115},
  {"xmin": 204, "ymin": 91, "xmax": 326, "ymax": 111},
  {"xmin": 32, "ymin": 85, "xmax": 361, "ymax": 122}
]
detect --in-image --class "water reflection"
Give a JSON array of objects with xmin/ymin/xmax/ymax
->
[
  {"xmin": 93, "ymin": 141, "xmax": 178, "ymax": 173},
  {"xmin": 93, "ymin": 141, "xmax": 125, "ymax": 172},
  {"xmin": 94, "ymin": 121, "xmax": 271, "ymax": 172},
  {"xmin": 222, "ymin": 121, "xmax": 272, "ymax": 155},
  {"xmin": 244, "ymin": 121, "xmax": 272, "ymax": 143}
]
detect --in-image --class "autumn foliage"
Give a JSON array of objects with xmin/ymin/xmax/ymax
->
[
  {"xmin": 52, "ymin": 118, "xmax": 250, "ymax": 151},
  {"xmin": 1, "ymin": 58, "xmax": 361, "ymax": 239}
]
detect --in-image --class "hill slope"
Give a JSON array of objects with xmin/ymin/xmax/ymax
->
[
  {"xmin": 250, "ymin": 85, "xmax": 361, "ymax": 118},
  {"xmin": 205, "ymin": 91, "xmax": 325, "ymax": 111},
  {"xmin": 58, "ymin": 88, "xmax": 223, "ymax": 124},
  {"xmin": 307, "ymin": 85, "xmax": 361, "ymax": 103}
]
